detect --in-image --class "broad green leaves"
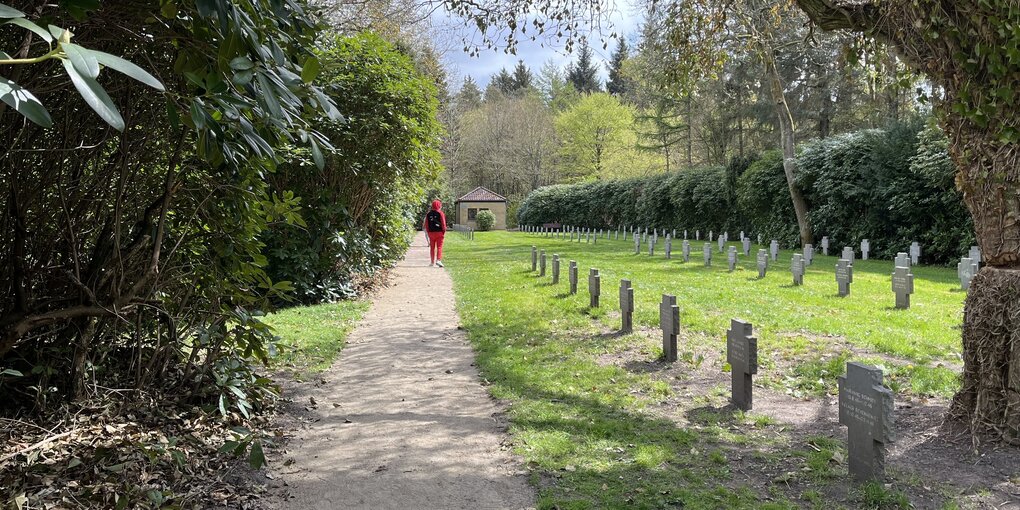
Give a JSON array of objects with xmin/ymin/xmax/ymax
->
[
  {"xmin": 62, "ymin": 59, "xmax": 124, "ymax": 131},
  {"xmin": 0, "ymin": 77, "xmax": 53, "ymax": 127}
]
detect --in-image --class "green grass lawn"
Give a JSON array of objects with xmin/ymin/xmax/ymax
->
[
  {"xmin": 264, "ymin": 300, "xmax": 370, "ymax": 377},
  {"xmin": 444, "ymin": 231, "xmax": 967, "ymax": 509}
]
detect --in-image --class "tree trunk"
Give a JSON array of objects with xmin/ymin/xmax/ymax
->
[
  {"xmin": 764, "ymin": 51, "xmax": 814, "ymax": 246},
  {"xmin": 945, "ymin": 116, "xmax": 1020, "ymax": 443}
]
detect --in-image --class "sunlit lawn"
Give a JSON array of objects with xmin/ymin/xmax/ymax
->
[{"xmin": 265, "ymin": 300, "xmax": 370, "ymax": 376}]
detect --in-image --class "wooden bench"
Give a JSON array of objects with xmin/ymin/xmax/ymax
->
[{"xmin": 542, "ymin": 222, "xmax": 561, "ymax": 231}]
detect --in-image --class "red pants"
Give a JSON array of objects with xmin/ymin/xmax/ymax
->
[{"xmin": 428, "ymin": 232, "xmax": 445, "ymax": 262}]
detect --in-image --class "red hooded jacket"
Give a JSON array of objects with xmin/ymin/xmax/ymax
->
[{"xmin": 423, "ymin": 200, "xmax": 447, "ymax": 233}]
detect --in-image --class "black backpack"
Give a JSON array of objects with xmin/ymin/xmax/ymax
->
[{"xmin": 426, "ymin": 210, "xmax": 443, "ymax": 232}]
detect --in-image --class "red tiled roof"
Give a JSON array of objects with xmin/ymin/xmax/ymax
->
[{"xmin": 456, "ymin": 186, "xmax": 507, "ymax": 202}]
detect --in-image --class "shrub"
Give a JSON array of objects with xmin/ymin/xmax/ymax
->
[{"xmin": 476, "ymin": 210, "xmax": 496, "ymax": 230}]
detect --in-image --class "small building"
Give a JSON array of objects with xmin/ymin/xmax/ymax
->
[{"xmin": 455, "ymin": 186, "xmax": 508, "ymax": 230}]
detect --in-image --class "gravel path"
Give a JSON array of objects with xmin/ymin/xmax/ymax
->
[{"xmin": 265, "ymin": 232, "xmax": 535, "ymax": 510}]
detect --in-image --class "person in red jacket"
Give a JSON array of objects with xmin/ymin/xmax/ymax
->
[{"xmin": 422, "ymin": 199, "xmax": 447, "ymax": 267}]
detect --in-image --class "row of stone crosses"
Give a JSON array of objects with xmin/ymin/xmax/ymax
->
[
  {"xmin": 527, "ymin": 246, "xmax": 894, "ymax": 483},
  {"xmin": 522, "ymin": 224, "xmax": 984, "ymax": 306}
]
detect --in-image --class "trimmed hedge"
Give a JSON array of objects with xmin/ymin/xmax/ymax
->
[{"xmin": 517, "ymin": 121, "xmax": 974, "ymax": 264}]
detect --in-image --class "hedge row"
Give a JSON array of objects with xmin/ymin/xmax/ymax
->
[{"xmin": 517, "ymin": 121, "xmax": 974, "ymax": 265}]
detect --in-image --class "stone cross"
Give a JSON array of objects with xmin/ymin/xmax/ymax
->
[
  {"xmin": 552, "ymin": 255, "xmax": 560, "ymax": 284},
  {"xmin": 586, "ymin": 229, "xmax": 591, "ymax": 243},
  {"xmin": 894, "ymin": 252, "xmax": 910, "ymax": 268},
  {"xmin": 703, "ymin": 243, "xmax": 712, "ymax": 267},
  {"xmin": 804, "ymin": 244, "xmax": 814, "ymax": 266},
  {"xmin": 842, "ymin": 246, "xmax": 855, "ymax": 265},
  {"xmin": 838, "ymin": 362, "xmax": 894, "ymax": 482},
  {"xmin": 672, "ymin": 229, "xmax": 676, "ymax": 239},
  {"xmin": 958, "ymin": 257, "xmax": 978, "ymax": 291},
  {"xmin": 665, "ymin": 234, "xmax": 672, "ymax": 259},
  {"xmin": 696, "ymin": 230, "xmax": 700, "ymax": 241},
  {"xmin": 634, "ymin": 234, "xmax": 641, "ymax": 254},
  {"xmin": 593, "ymin": 230, "xmax": 597, "ymax": 245},
  {"xmin": 619, "ymin": 279, "xmax": 634, "ymax": 333},
  {"xmin": 649, "ymin": 235, "xmax": 655, "ymax": 256},
  {"xmin": 718, "ymin": 235, "xmax": 725, "ymax": 253},
  {"xmin": 588, "ymin": 268, "xmax": 601, "ymax": 308},
  {"xmin": 531, "ymin": 246, "xmax": 537, "ymax": 271},
  {"xmin": 770, "ymin": 240, "xmax": 779, "ymax": 261},
  {"xmin": 742, "ymin": 237, "xmax": 751, "ymax": 256},
  {"xmin": 727, "ymin": 246, "xmax": 737, "ymax": 272},
  {"xmin": 659, "ymin": 294, "xmax": 679, "ymax": 362},
  {"xmin": 709, "ymin": 230, "xmax": 714, "ymax": 242},
  {"xmin": 836, "ymin": 258, "xmax": 853, "ymax": 297},
  {"xmin": 684, "ymin": 229, "xmax": 688, "ymax": 240},
  {"xmin": 615, "ymin": 229, "xmax": 619, "ymax": 241},
  {"xmin": 791, "ymin": 254, "xmax": 805, "ymax": 286},
  {"xmin": 821, "ymin": 236, "xmax": 829, "ymax": 256},
  {"xmin": 756, "ymin": 249, "xmax": 768, "ymax": 278},
  {"xmin": 682, "ymin": 240, "xmax": 691, "ymax": 262},
  {"xmin": 861, "ymin": 239, "xmax": 871, "ymax": 260},
  {"xmin": 569, "ymin": 261, "xmax": 578, "ymax": 294},
  {"xmin": 539, "ymin": 250, "xmax": 546, "ymax": 276},
  {"xmin": 892, "ymin": 265, "xmax": 914, "ymax": 309},
  {"xmin": 969, "ymin": 245, "xmax": 982, "ymax": 266},
  {"xmin": 909, "ymin": 242, "xmax": 920, "ymax": 266},
  {"xmin": 739, "ymin": 231, "xmax": 745, "ymax": 241},
  {"xmin": 757, "ymin": 233, "xmax": 762, "ymax": 246},
  {"xmin": 726, "ymin": 319, "xmax": 758, "ymax": 411}
]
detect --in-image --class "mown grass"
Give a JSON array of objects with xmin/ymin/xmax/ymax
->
[
  {"xmin": 443, "ymin": 231, "xmax": 967, "ymax": 508},
  {"xmin": 265, "ymin": 300, "xmax": 370, "ymax": 376}
]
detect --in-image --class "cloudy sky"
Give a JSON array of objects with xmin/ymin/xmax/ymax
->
[{"xmin": 428, "ymin": 1, "xmax": 645, "ymax": 88}]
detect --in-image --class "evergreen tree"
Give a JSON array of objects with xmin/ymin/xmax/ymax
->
[
  {"xmin": 491, "ymin": 67, "xmax": 515, "ymax": 96},
  {"xmin": 567, "ymin": 39, "xmax": 601, "ymax": 94},
  {"xmin": 456, "ymin": 76, "xmax": 483, "ymax": 111},
  {"xmin": 511, "ymin": 60, "xmax": 534, "ymax": 93},
  {"xmin": 606, "ymin": 38, "xmax": 629, "ymax": 97}
]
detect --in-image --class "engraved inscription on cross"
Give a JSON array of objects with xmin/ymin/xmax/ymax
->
[
  {"xmin": 756, "ymin": 249, "xmax": 768, "ymax": 278},
  {"xmin": 838, "ymin": 362, "xmax": 894, "ymax": 482},
  {"xmin": 892, "ymin": 265, "xmax": 914, "ymax": 309},
  {"xmin": 619, "ymin": 279, "xmax": 634, "ymax": 333},
  {"xmin": 659, "ymin": 294, "xmax": 679, "ymax": 362},
  {"xmin": 588, "ymin": 268, "xmax": 601, "ymax": 308},
  {"xmin": 568, "ymin": 261, "xmax": 578, "ymax": 294},
  {"xmin": 726, "ymin": 319, "xmax": 758, "ymax": 411},
  {"xmin": 836, "ymin": 259, "xmax": 853, "ymax": 297}
]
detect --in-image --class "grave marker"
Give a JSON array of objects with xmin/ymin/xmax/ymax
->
[
  {"xmin": 649, "ymin": 235, "xmax": 655, "ymax": 256},
  {"xmin": 665, "ymin": 235, "xmax": 672, "ymax": 259},
  {"xmin": 539, "ymin": 250, "xmax": 546, "ymax": 276},
  {"xmin": 620, "ymin": 279, "xmax": 634, "ymax": 333},
  {"xmin": 709, "ymin": 230, "xmax": 714, "ymax": 242},
  {"xmin": 804, "ymin": 244, "xmax": 814, "ymax": 266},
  {"xmin": 969, "ymin": 245, "xmax": 982, "ymax": 266},
  {"xmin": 569, "ymin": 261, "xmax": 578, "ymax": 294},
  {"xmin": 821, "ymin": 236, "xmax": 830, "ymax": 256},
  {"xmin": 660, "ymin": 294, "xmax": 679, "ymax": 362},
  {"xmin": 861, "ymin": 239, "xmax": 871, "ymax": 260},
  {"xmin": 770, "ymin": 240, "xmax": 779, "ymax": 262},
  {"xmin": 756, "ymin": 249, "xmax": 768, "ymax": 278},
  {"xmin": 588, "ymin": 268, "xmax": 601, "ymax": 307},
  {"xmin": 703, "ymin": 243, "xmax": 712, "ymax": 267},
  {"xmin": 958, "ymin": 257, "xmax": 978, "ymax": 291},
  {"xmin": 634, "ymin": 234, "xmax": 641, "ymax": 254},
  {"xmin": 552, "ymin": 255, "xmax": 560, "ymax": 284},
  {"xmin": 531, "ymin": 246, "xmax": 537, "ymax": 271},
  {"xmin": 696, "ymin": 230, "xmax": 700, "ymax": 241},
  {"xmin": 742, "ymin": 237, "xmax": 751, "ymax": 256},
  {"xmin": 791, "ymin": 254, "xmax": 805, "ymax": 286},
  {"xmin": 727, "ymin": 246, "xmax": 737, "ymax": 272},
  {"xmin": 683, "ymin": 240, "xmax": 691, "ymax": 262},
  {"xmin": 757, "ymin": 233, "xmax": 762, "ymax": 246},
  {"xmin": 909, "ymin": 242, "xmax": 920, "ymax": 266},
  {"xmin": 726, "ymin": 319, "xmax": 758, "ymax": 411},
  {"xmin": 894, "ymin": 252, "xmax": 910, "ymax": 268},
  {"xmin": 842, "ymin": 246, "xmax": 855, "ymax": 264},
  {"xmin": 838, "ymin": 362, "xmax": 894, "ymax": 482},
  {"xmin": 892, "ymin": 265, "xmax": 914, "ymax": 309},
  {"xmin": 684, "ymin": 229, "xmax": 688, "ymax": 240},
  {"xmin": 718, "ymin": 235, "xmax": 725, "ymax": 253},
  {"xmin": 836, "ymin": 259, "xmax": 853, "ymax": 297}
]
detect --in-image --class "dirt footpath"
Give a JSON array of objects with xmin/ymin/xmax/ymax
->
[{"xmin": 264, "ymin": 232, "xmax": 535, "ymax": 510}]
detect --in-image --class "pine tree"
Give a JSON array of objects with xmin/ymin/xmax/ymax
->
[
  {"xmin": 606, "ymin": 38, "xmax": 629, "ymax": 97},
  {"xmin": 456, "ymin": 76, "xmax": 483, "ymax": 111},
  {"xmin": 492, "ymin": 68, "xmax": 515, "ymax": 96},
  {"xmin": 510, "ymin": 60, "xmax": 534, "ymax": 93},
  {"xmin": 566, "ymin": 39, "xmax": 601, "ymax": 94}
]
